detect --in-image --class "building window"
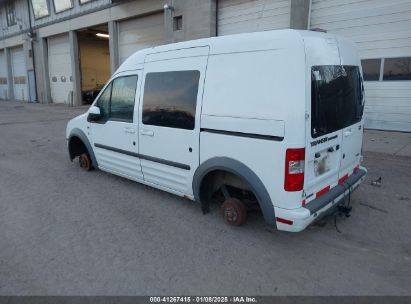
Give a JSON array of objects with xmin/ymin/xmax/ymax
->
[
  {"xmin": 6, "ymin": 2, "xmax": 17, "ymax": 26},
  {"xmin": 14, "ymin": 76, "xmax": 26, "ymax": 84},
  {"xmin": 143, "ymin": 71, "xmax": 200, "ymax": 130},
  {"xmin": 361, "ymin": 59, "xmax": 381, "ymax": 81},
  {"xmin": 173, "ymin": 16, "xmax": 183, "ymax": 31},
  {"xmin": 383, "ymin": 57, "xmax": 411, "ymax": 81},
  {"xmin": 53, "ymin": 0, "xmax": 73, "ymax": 13},
  {"xmin": 31, "ymin": 0, "xmax": 50, "ymax": 19}
]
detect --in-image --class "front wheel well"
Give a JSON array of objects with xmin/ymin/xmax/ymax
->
[{"xmin": 68, "ymin": 136, "xmax": 89, "ymax": 161}]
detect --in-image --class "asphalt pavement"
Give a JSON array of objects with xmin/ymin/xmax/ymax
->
[{"xmin": 0, "ymin": 101, "xmax": 410, "ymax": 296}]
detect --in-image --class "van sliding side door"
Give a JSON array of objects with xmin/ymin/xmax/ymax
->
[{"xmin": 138, "ymin": 46, "xmax": 209, "ymax": 197}]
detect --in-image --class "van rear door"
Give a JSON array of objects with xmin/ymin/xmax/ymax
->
[
  {"xmin": 337, "ymin": 38, "xmax": 365, "ymax": 181},
  {"xmin": 304, "ymin": 65, "xmax": 344, "ymax": 200},
  {"xmin": 303, "ymin": 36, "xmax": 343, "ymax": 202},
  {"xmin": 305, "ymin": 65, "xmax": 364, "ymax": 203}
]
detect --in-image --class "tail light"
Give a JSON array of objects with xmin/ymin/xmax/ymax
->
[{"xmin": 284, "ymin": 148, "xmax": 305, "ymax": 191}]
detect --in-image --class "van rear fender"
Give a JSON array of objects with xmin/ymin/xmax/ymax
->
[{"xmin": 192, "ymin": 157, "xmax": 276, "ymax": 228}]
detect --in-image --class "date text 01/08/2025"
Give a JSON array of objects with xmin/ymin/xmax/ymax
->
[{"xmin": 149, "ymin": 296, "xmax": 258, "ymax": 303}]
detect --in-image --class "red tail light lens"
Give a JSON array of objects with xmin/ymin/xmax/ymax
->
[{"xmin": 284, "ymin": 148, "xmax": 305, "ymax": 191}]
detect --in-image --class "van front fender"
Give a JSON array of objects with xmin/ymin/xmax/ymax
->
[
  {"xmin": 68, "ymin": 128, "xmax": 98, "ymax": 169},
  {"xmin": 193, "ymin": 157, "xmax": 276, "ymax": 228}
]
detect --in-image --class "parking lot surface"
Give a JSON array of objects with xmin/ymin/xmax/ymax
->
[{"xmin": 0, "ymin": 101, "xmax": 410, "ymax": 296}]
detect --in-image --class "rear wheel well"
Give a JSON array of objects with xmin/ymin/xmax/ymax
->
[
  {"xmin": 68, "ymin": 136, "xmax": 89, "ymax": 161},
  {"xmin": 199, "ymin": 170, "xmax": 259, "ymax": 207}
]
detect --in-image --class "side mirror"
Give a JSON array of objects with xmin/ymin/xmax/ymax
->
[{"xmin": 87, "ymin": 106, "xmax": 102, "ymax": 122}]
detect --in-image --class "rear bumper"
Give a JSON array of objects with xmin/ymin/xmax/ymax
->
[{"xmin": 274, "ymin": 167, "xmax": 367, "ymax": 232}]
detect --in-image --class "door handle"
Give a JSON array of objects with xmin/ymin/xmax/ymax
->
[
  {"xmin": 124, "ymin": 128, "xmax": 136, "ymax": 134},
  {"xmin": 344, "ymin": 130, "xmax": 352, "ymax": 137},
  {"xmin": 140, "ymin": 129, "xmax": 154, "ymax": 136}
]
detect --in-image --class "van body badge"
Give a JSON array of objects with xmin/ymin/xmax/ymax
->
[{"xmin": 311, "ymin": 134, "xmax": 338, "ymax": 147}]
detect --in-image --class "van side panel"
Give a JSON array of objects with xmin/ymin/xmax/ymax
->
[
  {"xmin": 200, "ymin": 42, "xmax": 306, "ymax": 211},
  {"xmin": 202, "ymin": 49, "xmax": 302, "ymax": 122}
]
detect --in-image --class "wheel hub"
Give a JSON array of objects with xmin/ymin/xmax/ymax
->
[{"xmin": 224, "ymin": 207, "xmax": 238, "ymax": 222}]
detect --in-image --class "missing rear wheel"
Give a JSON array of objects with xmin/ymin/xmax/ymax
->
[{"xmin": 221, "ymin": 197, "xmax": 247, "ymax": 226}]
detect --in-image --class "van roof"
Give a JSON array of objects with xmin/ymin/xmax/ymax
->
[{"xmin": 117, "ymin": 29, "xmax": 337, "ymax": 73}]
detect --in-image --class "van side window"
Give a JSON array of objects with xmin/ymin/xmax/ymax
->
[
  {"xmin": 142, "ymin": 71, "xmax": 200, "ymax": 130},
  {"xmin": 97, "ymin": 83, "xmax": 112, "ymax": 119},
  {"xmin": 110, "ymin": 76, "xmax": 138, "ymax": 122},
  {"xmin": 95, "ymin": 75, "xmax": 138, "ymax": 122}
]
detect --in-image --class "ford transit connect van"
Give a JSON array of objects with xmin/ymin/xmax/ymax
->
[{"xmin": 66, "ymin": 29, "xmax": 367, "ymax": 232}]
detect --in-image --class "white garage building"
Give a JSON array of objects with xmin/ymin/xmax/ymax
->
[
  {"xmin": 118, "ymin": 12, "xmax": 165, "ymax": 65},
  {"xmin": 0, "ymin": 0, "xmax": 410, "ymax": 132},
  {"xmin": 310, "ymin": 0, "xmax": 411, "ymax": 131},
  {"xmin": 217, "ymin": 0, "xmax": 411, "ymax": 132},
  {"xmin": 0, "ymin": 50, "xmax": 8, "ymax": 100},
  {"xmin": 47, "ymin": 34, "xmax": 73, "ymax": 104}
]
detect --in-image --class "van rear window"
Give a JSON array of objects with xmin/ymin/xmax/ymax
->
[{"xmin": 311, "ymin": 65, "xmax": 364, "ymax": 138}]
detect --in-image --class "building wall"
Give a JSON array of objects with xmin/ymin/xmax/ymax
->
[
  {"xmin": 217, "ymin": 0, "xmax": 291, "ymax": 36},
  {"xmin": 31, "ymin": 0, "xmax": 112, "ymax": 28},
  {"xmin": 0, "ymin": 0, "xmax": 409, "ymax": 132},
  {"xmin": 310, "ymin": 0, "xmax": 411, "ymax": 131},
  {"xmin": 166, "ymin": 0, "xmax": 217, "ymax": 43}
]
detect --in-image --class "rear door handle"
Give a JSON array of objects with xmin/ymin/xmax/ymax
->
[
  {"xmin": 344, "ymin": 130, "xmax": 352, "ymax": 137},
  {"xmin": 124, "ymin": 128, "xmax": 136, "ymax": 134},
  {"xmin": 140, "ymin": 129, "xmax": 154, "ymax": 136}
]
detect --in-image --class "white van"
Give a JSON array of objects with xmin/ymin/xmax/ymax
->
[{"xmin": 66, "ymin": 29, "xmax": 367, "ymax": 232}]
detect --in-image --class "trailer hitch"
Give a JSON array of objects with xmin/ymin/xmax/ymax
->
[{"xmin": 337, "ymin": 204, "xmax": 352, "ymax": 217}]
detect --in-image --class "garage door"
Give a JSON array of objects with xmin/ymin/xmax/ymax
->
[
  {"xmin": 310, "ymin": 0, "xmax": 411, "ymax": 132},
  {"xmin": 118, "ymin": 12, "xmax": 165, "ymax": 64},
  {"xmin": 10, "ymin": 46, "xmax": 28, "ymax": 102},
  {"xmin": 48, "ymin": 34, "xmax": 73, "ymax": 104},
  {"xmin": 218, "ymin": 0, "xmax": 291, "ymax": 36},
  {"xmin": 0, "ymin": 50, "xmax": 8, "ymax": 100}
]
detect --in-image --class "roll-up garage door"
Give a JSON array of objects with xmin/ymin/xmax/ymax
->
[
  {"xmin": 118, "ymin": 12, "xmax": 165, "ymax": 64},
  {"xmin": 48, "ymin": 34, "xmax": 73, "ymax": 104},
  {"xmin": 310, "ymin": 0, "xmax": 411, "ymax": 132},
  {"xmin": 0, "ymin": 50, "xmax": 8, "ymax": 100},
  {"xmin": 11, "ymin": 46, "xmax": 28, "ymax": 101},
  {"xmin": 218, "ymin": 0, "xmax": 291, "ymax": 36}
]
